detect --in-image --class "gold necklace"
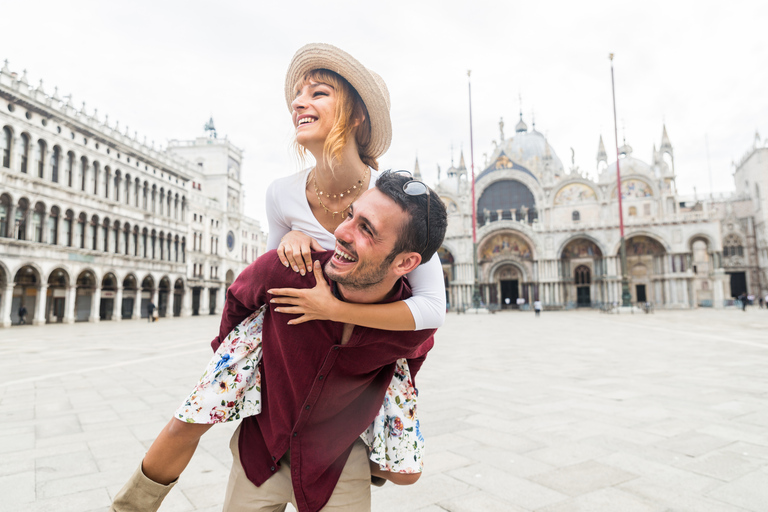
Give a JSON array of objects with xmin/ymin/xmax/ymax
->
[{"xmin": 313, "ymin": 167, "xmax": 369, "ymax": 219}]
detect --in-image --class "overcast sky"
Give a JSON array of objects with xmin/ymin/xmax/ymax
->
[{"xmin": 2, "ymin": 1, "xmax": 766, "ymax": 231}]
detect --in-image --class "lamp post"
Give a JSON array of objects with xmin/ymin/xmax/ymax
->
[
  {"xmin": 467, "ymin": 70, "xmax": 482, "ymax": 310},
  {"xmin": 610, "ymin": 54, "xmax": 632, "ymax": 307}
]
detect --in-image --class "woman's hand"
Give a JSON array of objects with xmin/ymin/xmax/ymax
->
[
  {"xmin": 268, "ymin": 261, "xmax": 341, "ymax": 325},
  {"xmin": 276, "ymin": 231, "xmax": 324, "ymax": 276}
]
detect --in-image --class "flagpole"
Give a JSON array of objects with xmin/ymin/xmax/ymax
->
[
  {"xmin": 468, "ymin": 70, "xmax": 481, "ymax": 310},
  {"xmin": 610, "ymin": 54, "xmax": 631, "ymax": 307}
]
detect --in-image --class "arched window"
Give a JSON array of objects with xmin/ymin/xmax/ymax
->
[
  {"xmin": 104, "ymin": 166, "xmax": 111, "ymax": 198},
  {"xmin": 66, "ymin": 152, "xmax": 75, "ymax": 187},
  {"xmin": 2, "ymin": 126, "xmax": 11, "ymax": 168},
  {"xmin": 20, "ymin": 133, "xmax": 30, "ymax": 173},
  {"xmin": 477, "ymin": 180, "xmax": 537, "ymax": 225},
  {"xmin": 125, "ymin": 174, "xmax": 132, "ymax": 205},
  {"xmin": 102, "ymin": 219, "xmax": 110, "ymax": 253},
  {"xmin": 113, "ymin": 221, "xmax": 121, "ymax": 254},
  {"xmin": 64, "ymin": 210, "xmax": 74, "ymax": 246},
  {"xmin": 572, "ymin": 211, "xmax": 580, "ymax": 221},
  {"xmin": 575, "ymin": 265, "xmax": 591, "ymax": 285},
  {"xmin": 15, "ymin": 199, "xmax": 29, "ymax": 240},
  {"xmin": 48, "ymin": 206, "xmax": 59, "ymax": 244},
  {"xmin": 135, "ymin": 178, "xmax": 141, "ymax": 207},
  {"xmin": 90, "ymin": 215, "xmax": 99, "ymax": 250},
  {"xmin": 0, "ymin": 195, "xmax": 9, "ymax": 237},
  {"xmin": 723, "ymin": 234, "xmax": 744, "ymax": 257},
  {"xmin": 92, "ymin": 162, "xmax": 100, "ymax": 195},
  {"xmin": 76, "ymin": 213, "xmax": 87, "ymax": 248},
  {"xmin": 50, "ymin": 146, "xmax": 60, "ymax": 183},
  {"xmin": 32, "ymin": 203, "xmax": 45, "ymax": 242},
  {"xmin": 35, "ymin": 139, "xmax": 46, "ymax": 178},
  {"xmin": 80, "ymin": 157, "xmax": 88, "ymax": 191},
  {"xmin": 114, "ymin": 171, "xmax": 121, "ymax": 202}
]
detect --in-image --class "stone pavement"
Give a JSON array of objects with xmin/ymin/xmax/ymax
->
[{"xmin": 2, "ymin": 308, "xmax": 768, "ymax": 511}]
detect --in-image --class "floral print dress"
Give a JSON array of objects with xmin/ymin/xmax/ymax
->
[{"xmin": 175, "ymin": 307, "xmax": 424, "ymax": 474}]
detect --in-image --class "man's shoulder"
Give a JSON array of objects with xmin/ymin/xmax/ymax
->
[{"xmin": 247, "ymin": 249, "xmax": 334, "ymax": 287}]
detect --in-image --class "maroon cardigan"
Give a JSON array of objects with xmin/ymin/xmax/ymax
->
[{"xmin": 211, "ymin": 250, "xmax": 435, "ymax": 512}]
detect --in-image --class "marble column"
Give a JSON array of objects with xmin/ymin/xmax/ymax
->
[
  {"xmin": 89, "ymin": 287, "xmax": 101, "ymax": 322},
  {"xmin": 33, "ymin": 284, "xmax": 48, "ymax": 325},
  {"xmin": 133, "ymin": 289, "xmax": 142, "ymax": 319},
  {"xmin": 64, "ymin": 285, "xmax": 76, "ymax": 324},
  {"xmin": 113, "ymin": 287, "xmax": 123, "ymax": 321},
  {"xmin": 200, "ymin": 286, "xmax": 210, "ymax": 315},
  {"xmin": 181, "ymin": 287, "xmax": 192, "ymax": 317},
  {"xmin": 1, "ymin": 284, "xmax": 14, "ymax": 327}
]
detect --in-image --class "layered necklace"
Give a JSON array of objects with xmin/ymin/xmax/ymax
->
[{"xmin": 312, "ymin": 166, "xmax": 369, "ymax": 219}]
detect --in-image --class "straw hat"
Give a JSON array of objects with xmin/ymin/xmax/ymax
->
[{"xmin": 285, "ymin": 43, "xmax": 392, "ymax": 159}]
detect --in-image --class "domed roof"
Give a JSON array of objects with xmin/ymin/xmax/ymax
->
[
  {"xmin": 599, "ymin": 144, "xmax": 653, "ymax": 182},
  {"xmin": 489, "ymin": 126, "xmax": 565, "ymax": 178}
]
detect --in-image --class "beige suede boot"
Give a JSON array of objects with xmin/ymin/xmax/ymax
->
[{"xmin": 110, "ymin": 464, "xmax": 177, "ymax": 512}]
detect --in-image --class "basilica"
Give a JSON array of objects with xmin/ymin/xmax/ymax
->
[
  {"xmin": 0, "ymin": 61, "xmax": 265, "ymax": 327},
  {"xmin": 432, "ymin": 114, "xmax": 768, "ymax": 310}
]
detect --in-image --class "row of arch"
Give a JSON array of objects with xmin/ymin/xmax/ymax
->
[
  {"xmin": 0, "ymin": 193, "xmax": 186, "ymax": 262},
  {"xmin": 2, "ymin": 263, "xmax": 186, "ymax": 324},
  {"xmin": 2, "ymin": 125, "xmax": 186, "ymax": 220}
]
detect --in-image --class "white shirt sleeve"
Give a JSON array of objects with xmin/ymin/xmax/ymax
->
[
  {"xmin": 265, "ymin": 179, "xmax": 292, "ymax": 251},
  {"xmin": 403, "ymin": 254, "xmax": 446, "ymax": 330}
]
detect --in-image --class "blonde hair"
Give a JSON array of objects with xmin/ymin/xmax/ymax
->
[{"xmin": 293, "ymin": 69, "xmax": 378, "ymax": 172}]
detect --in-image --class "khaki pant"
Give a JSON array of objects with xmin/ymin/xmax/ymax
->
[{"xmin": 223, "ymin": 426, "xmax": 371, "ymax": 512}]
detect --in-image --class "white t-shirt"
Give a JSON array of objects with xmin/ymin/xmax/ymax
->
[{"xmin": 266, "ymin": 168, "xmax": 446, "ymax": 330}]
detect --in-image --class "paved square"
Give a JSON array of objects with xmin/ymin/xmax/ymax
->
[{"xmin": 2, "ymin": 308, "xmax": 767, "ymax": 511}]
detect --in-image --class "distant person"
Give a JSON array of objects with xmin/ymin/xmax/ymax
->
[
  {"xmin": 765, "ymin": 294, "xmax": 768, "ymax": 310},
  {"xmin": 534, "ymin": 300, "xmax": 542, "ymax": 317},
  {"xmin": 738, "ymin": 293, "xmax": 747, "ymax": 312},
  {"xmin": 759, "ymin": 296, "xmax": 764, "ymax": 309},
  {"xmin": 18, "ymin": 304, "xmax": 27, "ymax": 325},
  {"xmin": 147, "ymin": 301, "xmax": 156, "ymax": 322}
]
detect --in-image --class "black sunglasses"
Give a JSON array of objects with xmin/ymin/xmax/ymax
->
[{"xmin": 392, "ymin": 170, "xmax": 430, "ymax": 254}]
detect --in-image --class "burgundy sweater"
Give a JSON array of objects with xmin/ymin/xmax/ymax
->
[{"xmin": 211, "ymin": 250, "xmax": 435, "ymax": 512}]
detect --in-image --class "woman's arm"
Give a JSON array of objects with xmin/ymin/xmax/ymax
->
[
  {"xmin": 269, "ymin": 256, "xmax": 446, "ymax": 331},
  {"xmin": 265, "ymin": 180, "xmax": 292, "ymax": 251}
]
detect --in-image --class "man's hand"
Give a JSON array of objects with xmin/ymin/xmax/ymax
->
[
  {"xmin": 268, "ymin": 260, "xmax": 341, "ymax": 325},
  {"xmin": 276, "ymin": 231, "xmax": 323, "ymax": 276}
]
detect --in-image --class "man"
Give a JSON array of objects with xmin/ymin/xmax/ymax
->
[
  {"xmin": 219, "ymin": 172, "xmax": 447, "ymax": 512},
  {"xmin": 147, "ymin": 301, "xmax": 156, "ymax": 322},
  {"xmin": 18, "ymin": 304, "xmax": 27, "ymax": 325}
]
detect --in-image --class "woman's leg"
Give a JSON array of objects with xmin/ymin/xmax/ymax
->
[{"xmin": 142, "ymin": 417, "xmax": 213, "ymax": 484}]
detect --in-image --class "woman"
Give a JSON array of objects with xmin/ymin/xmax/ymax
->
[{"xmin": 110, "ymin": 43, "xmax": 445, "ymax": 511}]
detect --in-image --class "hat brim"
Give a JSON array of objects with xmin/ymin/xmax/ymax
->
[{"xmin": 285, "ymin": 43, "xmax": 392, "ymax": 160}]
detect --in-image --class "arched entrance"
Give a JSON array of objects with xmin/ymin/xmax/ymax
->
[
  {"xmin": 75, "ymin": 270, "xmax": 96, "ymax": 322},
  {"xmin": 625, "ymin": 235, "xmax": 666, "ymax": 304},
  {"xmin": 158, "ymin": 277, "xmax": 170, "ymax": 317},
  {"xmin": 560, "ymin": 238, "xmax": 603, "ymax": 307},
  {"xmin": 46, "ymin": 269, "xmax": 69, "ymax": 323},
  {"xmin": 479, "ymin": 231, "xmax": 534, "ymax": 307},
  {"xmin": 574, "ymin": 265, "xmax": 591, "ymax": 306},
  {"xmin": 437, "ymin": 247, "xmax": 454, "ymax": 308},
  {"xmin": 122, "ymin": 275, "xmax": 138, "ymax": 319},
  {"xmin": 100, "ymin": 273, "xmax": 117, "ymax": 320},
  {"xmin": 493, "ymin": 264, "xmax": 522, "ymax": 308},
  {"xmin": 225, "ymin": 269, "xmax": 235, "ymax": 296},
  {"xmin": 173, "ymin": 279, "xmax": 184, "ymax": 317},
  {"xmin": 141, "ymin": 276, "xmax": 154, "ymax": 319},
  {"xmin": 0, "ymin": 264, "xmax": 8, "ymax": 327},
  {"xmin": 12, "ymin": 265, "xmax": 40, "ymax": 325}
]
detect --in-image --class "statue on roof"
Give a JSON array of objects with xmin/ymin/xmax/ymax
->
[{"xmin": 204, "ymin": 116, "xmax": 217, "ymax": 139}]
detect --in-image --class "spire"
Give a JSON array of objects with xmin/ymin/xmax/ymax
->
[
  {"xmin": 515, "ymin": 111, "xmax": 528, "ymax": 133},
  {"xmin": 499, "ymin": 117, "xmax": 505, "ymax": 142},
  {"xmin": 413, "ymin": 156, "xmax": 422, "ymax": 179},
  {"xmin": 597, "ymin": 135, "xmax": 607, "ymax": 163},
  {"xmin": 458, "ymin": 149, "xmax": 467, "ymax": 170},
  {"xmin": 437, "ymin": 164, "xmax": 441, "ymax": 182},
  {"xmin": 204, "ymin": 116, "xmax": 217, "ymax": 138},
  {"xmin": 660, "ymin": 124, "xmax": 673, "ymax": 154}
]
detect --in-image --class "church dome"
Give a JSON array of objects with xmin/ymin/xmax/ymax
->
[
  {"xmin": 486, "ymin": 125, "xmax": 565, "ymax": 179},
  {"xmin": 599, "ymin": 144, "xmax": 653, "ymax": 182}
]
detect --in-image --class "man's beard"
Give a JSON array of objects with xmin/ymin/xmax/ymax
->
[{"xmin": 324, "ymin": 251, "xmax": 391, "ymax": 290}]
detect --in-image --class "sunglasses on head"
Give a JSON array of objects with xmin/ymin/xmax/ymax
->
[{"xmin": 391, "ymin": 170, "xmax": 430, "ymax": 255}]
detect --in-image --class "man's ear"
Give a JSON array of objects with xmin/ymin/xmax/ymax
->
[{"xmin": 390, "ymin": 252, "xmax": 422, "ymax": 277}]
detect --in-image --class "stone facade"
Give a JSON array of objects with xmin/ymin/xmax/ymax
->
[
  {"xmin": 0, "ymin": 61, "xmax": 264, "ymax": 327},
  {"xmin": 434, "ymin": 114, "xmax": 767, "ymax": 310}
]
